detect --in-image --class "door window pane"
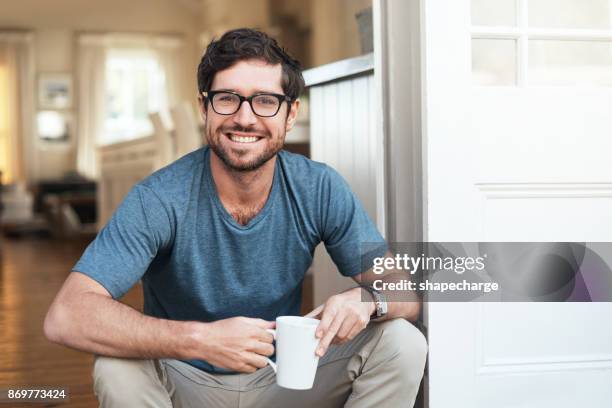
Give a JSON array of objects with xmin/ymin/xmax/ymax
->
[
  {"xmin": 472, "ymin": 39, "xmax": 517, "ymax": 85},
  {"xmin": 472, "ymin": 0, "xmax": 516, "ymax": 26},
  {"xmin": 529, "ymin": 0, "xmax": 612, "ymax": 29},
  {"xmin": 529, "ymin": 40, "xmax": 612, "ymax": 86}
]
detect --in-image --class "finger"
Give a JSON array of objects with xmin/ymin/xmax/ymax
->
[
  {"xmin": 316, "ymin": 313, "xmax": 343, "ymax": 357},
  {"xmin": 335, "ymin": 315, "xmax": 357, "ymax": 343},
  {"xmin": 331, "ymin": 336, "xmax": 345, "ymax": 345},
  {"xmin": 249, "ymin": 340, "xmax": 275, "ymax": 357},
  {"xmin": 247, "ymin": 318, "xmax": 276, "ymax": 329},
  {"xmin": 305, "ymin": 304, "xmax": 324, "ymax": 318},
  {"xmin": 237, "ymin": 363, "xmax": 259, "ymax": 374},
  {"xmin": 315, "ymin": 305, "xmax": 336, "ymax": 339},
  {"xmin": 331, "ymin": 318, "xmax": 360, "ymax": 345},
  {"xmin": 245, "ymin": 352, "xmax": 269, "ymax": 370},
  {"xmin": 345, "ymin": 319, "xmax": 366, "ymax": 342},
  {"xmin": 252, "ymin": 327, "xmax": 275, "ymax": 343},
  {"xmin": 345, "ymin": 327, "xmax": 362, "ymax": 343}
]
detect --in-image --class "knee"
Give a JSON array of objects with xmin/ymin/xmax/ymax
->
[
  {"xmin": 377, "ymin": 319, "xmax": 428, "ymax": 379},
  {"xmin": 93, "ymin": 356, "xmax": 167, "ymax": 406}
]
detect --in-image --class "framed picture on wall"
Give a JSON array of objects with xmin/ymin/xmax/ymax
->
[
  {"xmin": 36, "ymin": 110, "xmax": 71, "ymax": 143},
  {"xmin": 38, "ymin": 73, "xmax": 72, "ymax": 109}
]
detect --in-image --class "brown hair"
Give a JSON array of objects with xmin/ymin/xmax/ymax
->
[{"xmin": 197, "ymin": 28, "xmax": 305, "ymax": 101}]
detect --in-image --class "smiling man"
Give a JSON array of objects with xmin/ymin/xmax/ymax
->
[{"xmin": 44, "ymin": 29, "xmax": 427, "ymax": 408}]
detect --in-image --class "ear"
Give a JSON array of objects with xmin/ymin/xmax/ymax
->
[
  {"xmin": 197, "ymin": 94, "xmax": 207, "ymax": 120},
  {"xmin": 285, "ymin": 99, "xmax": 300, "ymax": 132}
]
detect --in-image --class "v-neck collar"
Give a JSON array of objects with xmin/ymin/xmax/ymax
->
[{"xmin": 204, "ymin": 148, "xmax": 279, "ymax": 230}]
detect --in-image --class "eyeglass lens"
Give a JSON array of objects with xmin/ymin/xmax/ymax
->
[{"xmin": 212, "ymin": 92, "xmax": 280, "ymax": 117}]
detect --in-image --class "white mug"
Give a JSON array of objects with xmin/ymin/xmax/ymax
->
[{"xmin": 266, "ymin": 316, "xmax": 321, "ymax": 390}]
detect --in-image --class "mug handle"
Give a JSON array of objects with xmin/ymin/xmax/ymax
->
[{"xmin": 266, "ymin": 329, "xmax": 277, "ymax": 373}]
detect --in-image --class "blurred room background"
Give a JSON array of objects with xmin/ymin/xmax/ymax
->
[
  {"xmin": 0, "ymin": 0, "xmax": 373, "ymax": 406},
  {"xmin": 0, "ymin": 0, "xmax": 372, "ymax": 235}
]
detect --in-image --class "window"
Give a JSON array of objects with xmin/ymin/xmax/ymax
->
[
  {"xmin": 471, "ymin": 0, "xmax": 612, "ymax": 86},
  {"xmin": 102, "ymin": 49, "xmax": 167, "ymax": 144}
]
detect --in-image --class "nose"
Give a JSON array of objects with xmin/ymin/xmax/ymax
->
[{"xmin": 232, "ymin": 100, "xmax": 258, "ymax": 127}]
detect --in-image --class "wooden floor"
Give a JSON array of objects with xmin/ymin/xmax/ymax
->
[
  {"xmin": 0, "ymin": 235, "xmax": 144, "ymax": 407},
  {"xmin": 0, "ymin": 235, "xmax": 314, "ymax": 407}
]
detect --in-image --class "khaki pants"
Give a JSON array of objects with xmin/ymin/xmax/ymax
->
[{"xmin": 93, "ymin": 319, "xmax": 427, "ymax": 408}]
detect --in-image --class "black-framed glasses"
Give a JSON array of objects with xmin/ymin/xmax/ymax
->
[{"xmin": 202, "ymin": 90, "xmax": 292, "ymax": 117}]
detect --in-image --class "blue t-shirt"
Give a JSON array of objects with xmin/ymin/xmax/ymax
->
[{"xmin": 73, "ymin": 147, "xmax": 385, "ymax": 373}]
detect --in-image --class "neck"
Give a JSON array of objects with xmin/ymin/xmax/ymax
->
[{"xmin": 209, "ymin": 151, "xmax": 276, "ymax": 207}]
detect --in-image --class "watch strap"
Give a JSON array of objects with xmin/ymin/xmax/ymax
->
[{"xmin": 360, "ymin": 285, "xmax": 388, "ymax": 319}]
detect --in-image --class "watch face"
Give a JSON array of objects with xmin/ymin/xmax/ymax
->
[
  {"xmin": 380, "ymin": 301, "xmax": 388, "ymax": 315},
  {"xmin": 376, "ymin": 301, "xmax": 384, "ymax": 316}
]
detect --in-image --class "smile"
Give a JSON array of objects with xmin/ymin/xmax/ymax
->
[{"xmin": 227, "ymin": 133, "xmax": 263, "ymax": 144}]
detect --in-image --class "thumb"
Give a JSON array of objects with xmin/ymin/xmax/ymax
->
[{"xmin": 305, "ymin": 304, "xmax": 324, "ymax": 318}]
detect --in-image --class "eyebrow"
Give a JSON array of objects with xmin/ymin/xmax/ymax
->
[{"xmin": 212, "ymin": 88, "xmax": 282, "ymax": 95}]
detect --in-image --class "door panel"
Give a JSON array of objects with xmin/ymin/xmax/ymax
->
[{"xmin": 424, "ymin": 0, "xmax": 612, "ymax": 406}]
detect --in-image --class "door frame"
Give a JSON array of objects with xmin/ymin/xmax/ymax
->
[
  {"xmin": 373, "ymin": 0, "xmax": 427, "ymax": 405},
  {"xmin": 373, "ymin": 0, "xmax": 424, "ymax": 243}
]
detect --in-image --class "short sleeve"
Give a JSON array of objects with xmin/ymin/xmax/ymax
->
[
  {"xmin": 320, "ymin": 167, "xmax": 387, "ymax": 277},
  {"xmin": 72, "ymin": 184, "xmax": 174, "ymax": 299}
]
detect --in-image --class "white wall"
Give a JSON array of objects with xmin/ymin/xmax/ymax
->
[{"xmin": 309, "ymin": 72, "xmax": 378, "ymax": 305}]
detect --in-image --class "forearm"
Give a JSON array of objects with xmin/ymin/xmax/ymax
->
[{"xmin": 44, "ymin": 291, "xmax": 200, "ymax": 360}]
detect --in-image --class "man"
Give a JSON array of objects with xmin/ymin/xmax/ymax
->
[{"xmin": 44, "ymin": 28, "xmax": 427, "ymax": 408}]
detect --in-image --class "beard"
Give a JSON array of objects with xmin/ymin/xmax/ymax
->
[{"xmin": 206, "ymin": 123, "xmax": 285, "ymax": 172}]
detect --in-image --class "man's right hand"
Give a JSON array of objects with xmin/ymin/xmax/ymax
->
[{"xmin": 193, "ymin": 317, "xmax": 275, "ymax": 373}]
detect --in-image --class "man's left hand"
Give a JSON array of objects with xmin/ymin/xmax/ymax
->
[{"xmin": 305, "ymin": 287, "xmax": 375, "ymax": 357}]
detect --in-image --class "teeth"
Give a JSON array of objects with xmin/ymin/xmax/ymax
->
[{"xmin": 229, "ymin": 134, "xmax": 259, "ymax": 143}]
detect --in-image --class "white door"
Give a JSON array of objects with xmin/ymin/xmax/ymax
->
[{"xmin": 423, "ymin": 0, "xmax": 612, "ymax": 407}]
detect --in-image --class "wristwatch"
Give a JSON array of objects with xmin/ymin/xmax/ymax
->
[{"xmin": 360, "ymin": 285, "xmax": 388, "ymax": 320}]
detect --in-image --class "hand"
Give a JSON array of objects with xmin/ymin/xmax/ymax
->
[
  {"xmin": 305, "ymin": 287, "xmax": 375, "ymax": 357},
  {"xmin": 195, "ymin": 317, "xmax": 275, "ymax": 373}
]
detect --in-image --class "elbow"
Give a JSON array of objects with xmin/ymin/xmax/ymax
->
[{"xmin": 43, "ymin": 303, "xmax": 68, "ymax": 344}]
